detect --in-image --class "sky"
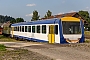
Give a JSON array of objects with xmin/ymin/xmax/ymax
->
[{"xmin": 0, "ymin": 0, "xmax": 90, "ymax": 22}]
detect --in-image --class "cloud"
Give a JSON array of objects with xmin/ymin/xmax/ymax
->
[
  {"xmin": 57, "ymin": 10, "xmax": 76, "ymax": 15},
  {"xmin": 86, "ymin": 7, "xmax": 89, "ymax": 9},
  {"xmin": 57, "ymin": 12, "xmax": 64, "ymax": 15},
  {"xmin": 69, "ymin": 10, "xmax": 76, "ymax": 12},
  {"xmin": 26, "ymin": 4, "xmax": 36, "ymax": 7},
  {"xmin": 26, "ymin": 13, "xmax": 40, "ymax": 17},
  {"xmin": 26, "ymin": 13, "xmax": 33, "ymax": 17},
  {"xmin": 82, "ymin": 7, "xmax": 90, "ymax": 13}
]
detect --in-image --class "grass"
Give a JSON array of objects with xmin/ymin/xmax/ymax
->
[
  {"xmin": 0, "ymin": 35, "xmax": 17, "ymax": 42},
  {"xmin": 0, "ymin": 44, "xmax": 6, "ymax": 51},
  {"xmin": 85, "ymin": 39, "xmax": 90, "ymax": 43},
  {"xmin": 0, "ymin": 48, "xmax": 52, "ymax": 60},
  {"xmin": 84, "ymin": 31, "xmax": 90, "ymax": 35}
]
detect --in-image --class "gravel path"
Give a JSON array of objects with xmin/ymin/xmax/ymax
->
[
  {"xmin": 24, "ymin": 43, "xmax": 90, "ymax": 60},
  {"xmin": 0, "ymin": 42, "xmax": 90, "ymax": 60}
]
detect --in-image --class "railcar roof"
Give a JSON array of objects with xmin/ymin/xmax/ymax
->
[{"xmin": 11, "ymin": 18, "xmax": 60, "ymax": 26}]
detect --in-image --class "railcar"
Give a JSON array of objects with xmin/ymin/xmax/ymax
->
[{"xmin": 10, "ymin": 17, "xmax": 84, "ymax": 44}]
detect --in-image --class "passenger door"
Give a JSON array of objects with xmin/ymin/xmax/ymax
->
[{"xmin": 48, "ymin": 25, "xmax": 55, "ymax": 43}]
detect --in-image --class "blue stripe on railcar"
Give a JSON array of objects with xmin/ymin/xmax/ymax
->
[
  {"xmin": 11, "ymin": 18, "xmax": 60, "ymax": 26},
  {"xmin": 79, "ymin": 20, "xmax": 85, "ymax": 43},
  {"xmin": 13, "ymin": 35, "xmax": 48, "ymax": 42},
  {"xmin": 59, "ymin": 20, "xmax": 67, "ymax": 44}
]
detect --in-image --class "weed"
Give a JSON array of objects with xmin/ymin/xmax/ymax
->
[{"xmin": 0, "ymin": 44, "xmax": 6, "ymax": 51}]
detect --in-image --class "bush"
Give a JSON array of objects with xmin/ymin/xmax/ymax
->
[{"xmin": 0, "ymin": 44, "xmax": 6, "ymax": 51}]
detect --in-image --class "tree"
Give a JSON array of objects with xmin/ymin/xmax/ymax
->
[
  {"xmin": 78, "ymin": 10, "xmax": 90, "ymax": 23},
  {"xmin": 15, "ymin": 18, "xmax": 24, "ymax": 23},
  {"xmin": 44, "ymin": 10, "xmax": 52, "ymax": 18},
  {"xmin": 47, "ymin": 10, "xmax": 52, "ymax": 18},
  {"xmin": 79, "ymin": 10, "xmax": 90, "ymax": 31},
  {"xmin": 31, "ymin": 10, "xmax": 40, "ymax": 21},
  {"xmin": 10, "ymin": 19, "xmax": 16, "ymax": 23}
]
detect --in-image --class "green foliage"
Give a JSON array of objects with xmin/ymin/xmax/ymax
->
[
  {"xmin": 0, "ymin": 15, "xmax": 25, "ymax": 24},
  {"xmin": 0, "ymin": 35, "xmax": 17, "ymax": 42},
  {"xmin": 47, "ymin": 10, "xmax": 52, "ymax": 18},
  {"xmin": 10, "ymin": 18, "xmax": 24, "ymax": 23},
  {"xmin": 0, "ymin": 44, "xmax": 6, "ymax": 51},
  {"xmin": 16, "ymin": 18, "xmax": 24, "ymax": 23},
  {"xmin": 44, "ymin": 14, "xmax": 47, "ymax": 18},
  {"xmin": 78, "ymin": 10, "xmax": 90, "ymax": 23},
  {"xmin": 10, "ymin": 19, "xmax": 16, "ymax": 24},
  {"xmin": 44, "ymin": 10, "xmax": 52, "ymax": 18},
  {"xmin": 31, "ymin": 10, "xmax": 40, "ymax": 21},
  {"xmin": 85, "ymin": 40, "xmax": 90, "ymax": 43},
  {"xmin": 0, "ymin": 15, "xmax": 15, "ymax": 23}
]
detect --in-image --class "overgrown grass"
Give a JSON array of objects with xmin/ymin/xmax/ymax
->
[
  {"xmin": 84, "ymin": 31, "xmax": 90, "ymax": 35},
  {"xmin": 85, "ymin": 39, "xmax": 90, "ymax": 43},
  {"xmin": 0, "ymin": 35, "xmax": 17, "ymax": 42},
  {"xmin": 0, "ymin": 44, "xmax": 6, "ymax": 51}
]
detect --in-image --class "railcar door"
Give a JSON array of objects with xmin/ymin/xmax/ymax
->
[{"xmin": 48, "ymin": 25, "xmax": 55, "ymax": 43}]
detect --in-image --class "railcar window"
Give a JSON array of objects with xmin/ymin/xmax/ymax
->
[
  {"xmin": 32, "ymin": 26, "xmax": 35, "ymax": 33},
  {"xmin": 37, "ymin": 25, "xmax": 40, "ymax": 33},
  {"xmin": 42, "ymin": 25, "xmax": 46, "ymax": 34},
  {"xmin": 22, "ymin": 26, "xmax": 24, "ymax": 32},
  {"xmin": 17, "ymin": 26, "xmax": 19, "ymax": 31},
  {"xmin": 28, "ymin": 26, "xmax": 31, "ymax": 32},
  {"xmin": 55, "ymin": 25, "xmax": 58, "ymax": 34},
  {"xmin": 25, "ymin": 26, "xmax": 27, "ymax": 32},
  {"xmin": 62, "ymin": 21, "xmax": 81, "ymax": 34},
  {"xmin": 20, "ymin": 26, "xmax": 21, "ymax": 32},
  {"xmin": 14, "ymin": 27, "xmax": 17, "ymax": 31},
  {"xmin": 16, "ymin": 27, "xmax": 17, "ymax": 31}
]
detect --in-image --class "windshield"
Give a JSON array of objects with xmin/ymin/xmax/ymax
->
[{"xmin": 62, "ymin": 21, "xmax": 81, "ymax": 34}]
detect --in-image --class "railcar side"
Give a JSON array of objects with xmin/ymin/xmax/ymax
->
[{"xmin": 11, "ymin": 19, "xmax": 61, "ymax": 44}]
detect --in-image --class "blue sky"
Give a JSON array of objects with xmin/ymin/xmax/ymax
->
[{"xmin": 0, "ymin": 0, "xmax": 90, "ymax": 21}]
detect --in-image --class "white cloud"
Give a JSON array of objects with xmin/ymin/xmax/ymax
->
[
  {"xmin": 56, "ymin": 10, "xmax": 76, "ymax": 15},
  {"xmin": 26, "ymin": 4, "xmax": 36, "ymax": 7},
  {"xmin": 86, "ymin": 7, "xmax": 89, "ymax": 9},
  {"xmin": 26, "ymin": 13, "xmax": 33, "ymax": 17},
  {"xmin": 82, "ymin": 7, "xmax": 90, "ymax": 13},
  {"xmin": 26, "ymin": 13, "xmax": 40, "ymax": 17},
  {"xmin": 86, "ymin": 7, "xmax": 90, "ymax": 11},
  {"xmin": 57, "ymin": 12, "xmax": 64, "ymax": 15},
  {"xmin": 69, "ymin": 10, "xmax": 76, "ymax": 13}
]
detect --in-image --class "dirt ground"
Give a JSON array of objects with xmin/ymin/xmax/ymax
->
[
  {"xmin": 0, "ymin": 34, "xmax": 90, "ymax": 60},
  {"xmin": 0, "ymin": 42, "xmax": 53, "ymax": 60},
  {"xmin": 0, "ymin": 41, "xmax": 90, "ymax": 60},
  {"xmin": 0, "ymin": 47, "xmax": 53, "ymax": 60}
]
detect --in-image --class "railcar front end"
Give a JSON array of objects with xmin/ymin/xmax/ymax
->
[{"xmin": 60, "ymin": 17, "xmax": 84, "ymax": 43}]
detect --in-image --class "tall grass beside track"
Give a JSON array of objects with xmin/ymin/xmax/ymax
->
[
  {"xmin": 84, "ymin": 31, "xmax": 90, "ymax": 43},
  {"xmin": 0, "ymin": 44, "xmax": 6, "ymax": 51},
  {"xmin": 0, "ymin": 35, "xmax": 17, "ymax": 42}
]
